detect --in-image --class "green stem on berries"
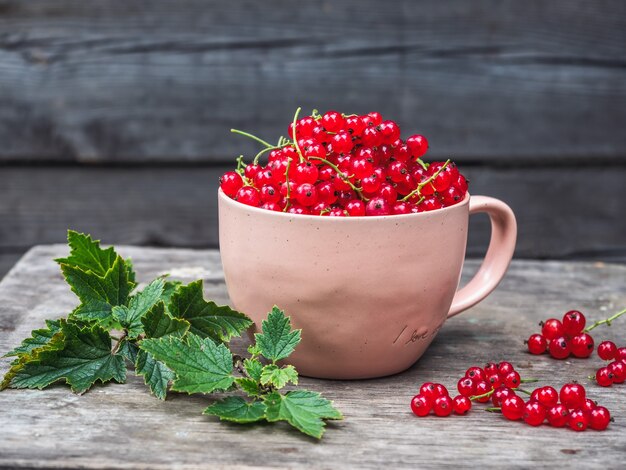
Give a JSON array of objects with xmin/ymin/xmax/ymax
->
[
  {"xmin": 308, "ymin": 156, "xmax": 369, "ymax": 201},
  {"xmin": 519, "ymin": 378, "xmax": 539, "ymax": 384},
  {"xmin": 311, "ymin": 109, "xmax": 322, "ymax": 120},
  {"xmin": 516, "ymin": 388, "xmax": 532, "ymax": 396},
  {"xmin": 282, "ymin": 158, "xmax": 292, "ymax": 212},
  {"xmin": 291, "ymin": 107, "xmax": 305, "ymax": 163},
  {"xmin": 400, "ymin": 159, "xmax": 450, "ymax": 202},
  {"xmin": 588, "ymin": 375, "xmax": 597, "ymax": 381},
  {"xmin": 416, "ymin": 158, "xmax": 429, "ymax": 171},
  {"xmin": 253, "ymin": 142, "xmax": 291, "ymax": 165},
  {"xmin": 584, "ymin": 307, "xmax": 626, "ymax": 332},
  {"xmin": 230, "ymin": 129, "xmax": 273, "ymax": 149},
  {"xmin": 485, "ymin": 407, "xmax": 502, "ymax": 413},
  {"xmin": 469, "ymin": 388, "xmax": 496, "ymax": 401},
  {"xmin": 235, "ymin": 155, "xmax": 246, "ymax": 175}
]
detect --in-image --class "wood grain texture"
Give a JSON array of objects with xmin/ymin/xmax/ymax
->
[
  {"xmin": 0, "ymin": 166, "xmax": 624, "ymax": 264},
  {"xmin": 0, "ymin": 0, "xmax": 625, "ymax": 163},
  {"xmin": 0, "ymin": 246, "xmax": 625, "ymax": 468}
]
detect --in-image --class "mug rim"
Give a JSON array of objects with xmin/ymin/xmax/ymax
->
[{"xmin": 218, "ymin": 188, "xmax": 470, "ymax": 221}]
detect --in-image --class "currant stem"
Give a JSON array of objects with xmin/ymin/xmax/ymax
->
[
  {"xmin": 308, "ymin": 156, "xmax": 369, "ymax": 201},
  {"xmin": 282, "ymin": 158, "xmax": 292, "ymax": 212},
  {"xmin": 470, "ymin": 388, "xmax": 495, "ymax": 401},
  {"xmin": 416, "ymin": 158, "xmax": 429, "ymax": 171},
  {"xmin": 584, "ymin": 307, "xmax": 626, "ymax": 332},
  {"xmin": 253, "ymin": 142, "xmax": 290, "ymax": 165},
  {"xmin": 291, "ymin": 107, "xmax": 305, "ymax": 163},
  {"xmin": 400, "ymin": 159, "xmax": 451, "ymax": 202},
  {"xmin": 485, "ymin": 407, "xmax": 502, "ymax": 413},
  {"xmin": 230, "ymin": 129, "xmax": 274, "ymax": 149},
  {"xmin": 519, "ymin": 378, "xmax": 539, "ymax": 384}
]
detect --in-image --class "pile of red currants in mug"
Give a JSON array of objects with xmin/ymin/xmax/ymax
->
[{"xmin": 219, "ymin": 109, "xmax": 469, "ymax": 216}]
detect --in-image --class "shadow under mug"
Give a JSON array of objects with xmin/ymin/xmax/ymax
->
[{"xmin": 218, "ymin": 190, "xmax": 517, "ymax": 379}]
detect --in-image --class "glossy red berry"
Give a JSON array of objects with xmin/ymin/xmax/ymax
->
[
  {"xmin": 491, "ymin": 387, "xmax": 515, "ymax": 407},
  {"xmin": 351, "ymin": 158, "xmax": 374, "ymax": 180},
  {"xmin": 392, "ymin": 201, "xmax": 412, "ymax": 215},
  {"xmin": 322, "ymin": 111, "xmax": 345, "ymax": 133},
  {"xmin": 254, "ymin": 168, "xmax": 275, "ymax": 187},
  {"xmin": 331, "ymin": 131, "xmax": 354, "ymax": 154},
  {"xmin": 484, "ymin": 362, "xmax": 498, "ymax": 375},
  {"xmin": 345, "ymin": 199, "xmax": 366, "ymax": 217},
  {"xmin": 570, "ymin": 333, "xmax": 594, "ymax": 358},
  {"xmin": 568, "ymin": 409, "xmax": 589, "ymax": 432},
  {"xmin": 260, "ymin": 202, "xmax": 281, "ymax": 212},
  {"xmin": 433, "ymin": 395, "xmax": 453, "ymax": 417},
  {"xmin": 541, "ymin": 318, "xmax": 564, "ymax": 341},
  {"xmin": 560, "ymin": 383, "xmax": 586, "ymax": 409},
  {"xmin": 548, "ymin": 336, "xmax": 571, "ymax": 359},
  {"xmin": 419, "ymin": 197, "xmax": 443, "ymax": 212},
  {"xmin": 473, "ymin": 380, "xmax": 492, "ymax": 403},
  {"xmin": 485, "ymin": 372, "xmax": 502, "ymax": 389},
  {"xmin": 379, "ymin": 120, "xmax": 401, "ymax": 145},
  {"xmin": 465, "ymin": 366, "xmax": 486, "ymax": 382},
  {"xmin": 530, "ymin": 386, "xmax": 559, "ymax": 408},
  {"xmin": 504, "ymin": 371, "xmax": 521, "ymax": 389},
  {"xmin": 562, "ymin": 310, "xmax": 586, "ymax": 336},
  {"xmin": 406, "ymin": 135, "xmax": 428, "ymax": 158},
  {"xmin": 523, "ymin": 401, "xmax": 546, "ymax": 426},
  {"xmin": 219, "ymin": 171, "xmax": 244, "ymax": 197},
  {"xmin": 235, "ymin": 186, "xmax": 261, "ymax": 207},
  {"xmin": 546, "ymin": 404, "xmax": 570, "ymax": 427},
  {"xmin": 609, "ymin": 360, "xmax": 626, "ymax": 384},
  {"xmin": 589, "ymin": 406, "xmax": 611, "ymax": 431},
  {"xmin": 433, "ymin": 383, "xmax": 449, "ymax": 398},
  {"xmin": 345, "ymin": 115, "xmax": 365, "ymax": 136},
  {"xmin": 596, "ymin": 366, "xmax": 614, "ymax": 387},
  {"xmin": 438, "ymin": 186, "xmax": 464, "ymax": 206},
  {"xmin": 244, "ymin": 163, "xmax": 261, "ymax": 180},
  {"xmin": 617, "ymin": 347, "xmax": 626, "ymax": 362},
  {"xmin": 581, "ymin": 398, "xmax": 597, "ymax": 414},
  {"xmin": 260, "ymin": 185, "xmax": 280, "ymax": 203},
  {"xmin": 457, "ymin": 377, "xmax": 476, "ymax": 397},
  {"xmin": 367, "ymin": 111, "xmax": 383, "ymax": 126},
  {"xmin": 497, "ymin": 362, "xmax": 515, "ymax": 378},
  {"xmin": 294, "ymin": 183, "xmax": 318, "ymax": 207},
  {"xmin": 365, "ymin": 197, "xmax": 392, "ymax": 216},
  {"xmin": 316, "ymin": 181, "xmax": 338, "ymax": 205},
  {"xmin": 361, "ymin": 127, "xmax": 383, "ymax": 147},
  {"xmin": 501, "ymin": 395, "xmax": 525, "ymax": 421},
  {"xmin": 598, "ymin": 341, "xmax": 618, "ymax": 361},
  {"xmin": 410, "ymin": 394, "xmax": 432, "ymax": 417},
  {"xmin": 526, "ymin": 334, "xmax": 547, "ymax": 355},
  {"xmin": 419, "ymin": 382, "xmax": 437, "ymax": 400},
  {"xmin": 293, "ymin": 162, "xmax": 319, "ymax": 184},
  {"xmin": 452, "ymin": 395, "xmax": 472, "ymax": 415}
]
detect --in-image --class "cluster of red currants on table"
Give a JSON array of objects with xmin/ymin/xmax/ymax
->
[
  {"xmin": 220, "ymin": 108, "xmax": 469, "ymax": 216},
  {"xmin": 411, "ymin": 363, "xmax": 612, "ymax": 431}
]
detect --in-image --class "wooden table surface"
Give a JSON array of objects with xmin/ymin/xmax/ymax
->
[{"xmin": 1, "ymin": 245, "xmax": 625, "ymax": 469}]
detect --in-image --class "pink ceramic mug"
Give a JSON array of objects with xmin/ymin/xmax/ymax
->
[{"xmin": 218, "ymin": 190, "xmax": 516, "ymax": 379}]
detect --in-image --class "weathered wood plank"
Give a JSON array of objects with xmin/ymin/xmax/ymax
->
[
  {"xmin": 0, "ymin": 246, "xmax": 625, "ymax": 468},
  {"xmin": 0, "ymin": 165, "xmax": 624, "ymax": 260},
  {"xmin": 0, "ymin": 0, "xmax": 625, "ymax": 162}
]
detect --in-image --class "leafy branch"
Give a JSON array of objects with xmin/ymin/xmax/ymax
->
[{"xmin": 1, "ymin": 231, "xmax": 342, "ymax": 438}]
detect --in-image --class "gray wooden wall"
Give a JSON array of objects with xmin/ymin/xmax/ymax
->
[{"xmin": 1, "ymin": 0, "xmax": 625, "ymax": 278}]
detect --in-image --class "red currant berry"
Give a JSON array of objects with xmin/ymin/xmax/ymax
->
[
  {"xmin": 609, "ymin": 360, "xmax": 626, "ymax": 384},
  {"xmin": 457, "ymin": 377, "xmax": 476, "ymax": 397},
  {"xmin": 473, "ymin": 380, "xmax": 492, "ymax": 403},
  {"xmin": 235, "ymin": 186, "xmax": 261, "ymax": 207},
  {"xmin": 504, "ymin": 371, "xmax": 521, "ymax": 389},
  {"xmin": 596, "ymin": 366, "xmax": 614, "ymax": 387},
  {"xmin": 345, "ymin": 115, "xmax": 366, "ymax": 136},
  {"xmin": 431, "ymin": 167, "xmax": 452, "ymax": 192},
  {"xmin": 361, "ymin": 174, "xmax": 382, "ymax": 194},
  {"xmin": 541, "ymin": 318, "xmax": 564, "ymax": 341},
  {"xmin": 531, "ymin": 386, "xmax": 559, "ymax": 408},
  {"xmin": 336, "ymin": 190, "xmax": 357, "ymax": 207},
  {"xmin": 581, "ymin": 398, "xmax": 597, "ymax": 414},
  {"xmin": 465, "ymin": 366, "xmax": 486, "ymax": 381},
  {"xmin": 419, "ymin": 197, "xmax": 443, "ymax": 212},
  {"xmin": 523, "ymin": 401, "xmax": 546, "ymax": 426},
  {"xmin": 321, "ymin": 111, "xmax": 345, "ymax": 133},
  {"xmin": 345, "ymin": 199, "xmax": 366, "ymax": 217},
  {"xmin": 280, "ymin": 181, "xmax": 298, "ymax": 200},
  {"xmin": 560, "ymin": 383, "xmax": 586, "ymax": 409},
  {"xmin": 562, "ymin": 310, "xmax": 586, "ymax": 336},
  {"xmin": 293, "ymin": 162, "xmax": 319, "ymax": 184},
  {"xmin": 393, "ymin": 143, "xmax": 411, "ymax": 162},
  {"xmin": 485, "ymin": 372, "xmax": 502, "ymax": 389},
  {"xmin": 388, "ymin": 161, "xmax": 409, "ymax": 183},
  {"xmin": 546, "ymin": 404, "xmax": 570, "ymax": 427},
  {"xmin": 379, "ymin": 120, "xmax": 401, "ymax": 145},
  {"xmin": 406, "ymin": 135, "xmax": 429, "ymax": 158},
  {"xmin": 598, "ymin": 341, "xmax": 618, "ymax": 361},
  {"xmin": 453, "ymin": 174, "xmax": 469, "ymax": 194},
  {"xmin": 438, "ymin": 186, "xmax": 464, "ymax": 207},
  {"xmin": 548, "ymin": 336, "xmax": 571, "ymax": 359},
  {"xmin": 501, "ymin": 395, "xmax": 525, "ymax": 421},
  {"xmin": 570, "ymin": 333, "xmax": 594, "ymax": 358},
  {"xmin": 484, "ymin": 362, "xmax": 498, "ymax": 375},
  {"xmin": 568, "ymin": 409, "xmax": 589, "ymax": 432},
  {"xmin": 526, "ymin": 334, "xmax": 547, "ymax": 355},
  {"xmin": 328, "ymin": 207, "xmax": 346, "ymax": 217},
  {"xmin": 362, "ymin": 127, "xmax": 383, "ymax": 148},
  {"xmin": 282, "ymin": 146, "xmax": 298, "ymax": 161},
  {"xmin": 419, "ymin": 382, "xmax": 437, "ymax": 400},
  {"xmin": 367, "ymin": 111, "xmax": 383, "ymax": 126},
  {"xmin": 244, "ymin": 163, "xmax": 261, "ymax": 180},
  {"xmin": 351, "ymin": 158, "xmax": 374, "ymax": 180},
  {"xmin": 261, "ymin": 202, "xmax": 281, "ymax": 212},
  {"xmin": 433, "ymin": 383, "xmax": 449, "ymax": 398},
  {"xmin": 392, "ymin": 201, "xmax": 413, "ymax": 215},
  {"xmin": 331, "ymin": 131, "xmax": 354, "ymax": 154},
  {"xmin": 433, "ymin": 395, "xmax": 453, "ymax": 417},
  {"xmin": 617, "ymin": 347, "xmax": 626, "ymax": 362},
  {"xmin": 311, "ymin": 201, "xmax": 329, "ymax": 215},
  {"xmin": 589, "ymin": 406, "xmax": 611, "ymax": 431},
  {"xmin": 294, "ymin": 183, "xmax": 318, "ymax": 207},
  {"xmin": 220, "ymin": 171, "xmax": 244, "ymax": 197},
  {"xmin": 497, "ymin": 362, "xmax": 515, "ymax": 378},
  {"xmin": 452, "ymin": 395, "xmax": 472, "ymax": 415},
  {"xmin": 491, "ymin": 386, "xmax": 515, "ymax": 407},
  {"xmin": 316, "ymin": 181, "xmax": 338, "ymax": 205},
  {"xmin": 366, "ymin": 197, "xmax": 392, "ymax": 216},
  {"xmin": 410, "ymin": 394, "xmax": 432, "ymax": 417},
  {"xmin": 260, "ymin": 185, "xmax": 280, "ymax": 203},
  {"xmin": 286, "ymin": 204, "xmax": 310, "ymax": 215},
  {"xmin": 254, "ymin": 168, "xmax": 275, "ymax": 187}
]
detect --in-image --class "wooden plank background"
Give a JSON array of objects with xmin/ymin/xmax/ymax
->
[{"xmin": 0, "ymin": 0, "xmax": 625, "ymax": 278}]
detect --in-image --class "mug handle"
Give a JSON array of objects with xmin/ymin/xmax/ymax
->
[{"xmin": 447, "ymin": 195, "xmax": 517, "ymax": 318}]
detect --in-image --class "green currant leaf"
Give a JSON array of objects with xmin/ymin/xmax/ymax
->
[
  {"xmin": 235, "ymin": 377, "xmax": 262, "ymax": 397},
  {"xmin": 203, "ymin": 396, "xmax": 266, "ymax": 423},
  {"xmin": 260, "ymin": 364, "xmax": 298, "ymax": 390},
  {"xmin": 135, "ymin": 350, "xmax": 174, "ymax": 400},
  {"xmin": 112, "ymin": 278, "xmax": 165, "ymax": 338},
  {"xmin": 247, "ymin": 344, "xmax": 261, "ymax": 356},
  {"xmin": 254, "ymin": 306, "xmax": 301, "ymax": 362},
  {"xmin": 61, "ymin": 255, "xmax": 134, "ymax": 326},
  {"xmin": 139, "ymin": 333, "xmax": 234, "ymax": 394},
  {"xmin": 55, "ymin": 230, "xmax": 117, "ymax": 277},
  {"xmin": 3, "ymin": 319, "xmax": 62, "ymax": 357},
  {"xmin": 141, "ymin": 301, "xmax": 190, "ymax": 339},
  {"xmin": 160, "ymin": 280, "xmax": 182, "ymax": 305},
  {"xmin": 263, "ymin": 390, "xmax": 343, "ymax": 439},
  {"xmin": 243, "ymin": 358, "xmax": 263, "ymax": 382},
  {"xmin": 168, "ymin": 280, "xmax": 252, "ymax": 342},
  {"xmin": 2, "ymin": 322, "xmax": 126, "ymax": 394},
  {"xmin": 118, "ymin": 339, "xmax": 139, "ymax": 364}
]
